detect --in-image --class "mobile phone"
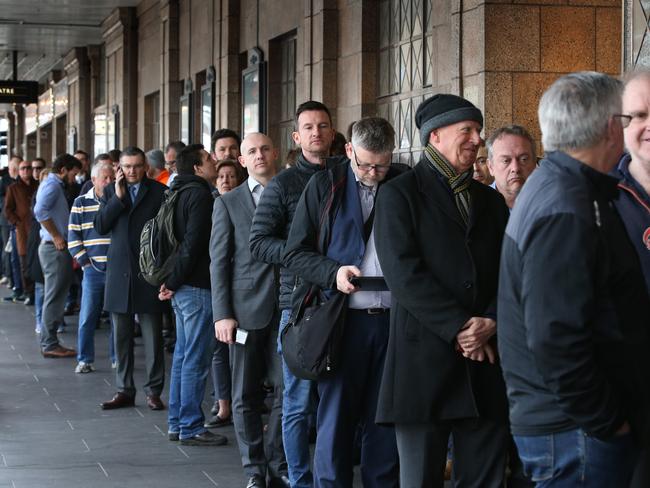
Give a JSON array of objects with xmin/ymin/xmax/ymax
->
[
  {"xmin": 235, "ymin": 328, "xmax": 249, "ymax": 345},
  {"xmin": 349, "ymin": 276, "xmax": 389, "ymax": 291}
]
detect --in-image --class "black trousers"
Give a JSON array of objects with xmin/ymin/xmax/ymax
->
[{"xmin": 395, "ymin": 416, "xmax": 509, "ymax": 488}]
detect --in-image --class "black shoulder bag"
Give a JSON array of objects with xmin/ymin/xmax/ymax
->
[{"xmin": 281, "ymin": 201, "xmax": 376, "ymax": 381}]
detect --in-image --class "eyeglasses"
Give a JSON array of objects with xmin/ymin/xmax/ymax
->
[
  {"xmin": 352, "ymin": 147, "xmax": 391, "ymax": 173},
  {"xmin": 121, "ymin": 163, "xmax": 145, "ymax": 170},
  {"xmin": 613, "ymin": 114, "xmax": 633, "ymax": 128}
]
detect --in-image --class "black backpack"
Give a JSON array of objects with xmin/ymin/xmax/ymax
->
[{"xmin": 138, "ymin": 182, "xmax": 203, "ymax": 287}]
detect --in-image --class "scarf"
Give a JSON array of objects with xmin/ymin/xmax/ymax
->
[{"xmin": 424, "ymin": 144, "xmax": 472, "ymax": 225}]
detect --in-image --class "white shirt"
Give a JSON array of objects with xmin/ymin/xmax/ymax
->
[
  {"xmin": 247, "ymin": 176, "xmax": 264, "ymax": 207},
  {"xmin": 348, "ymin": 175, "xmax": 391, "ymax": 310}
]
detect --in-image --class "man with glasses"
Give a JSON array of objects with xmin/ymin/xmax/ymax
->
[
  {"xmin": 4, "ymin": 159, "xmax": 38, "ymax": 304},
  {"xmin": 95, "ymin": 147, "xmax": 168, "ymax": 411},
  {"xmin": 283, "ymin": 118, "xmax": 406, "ymax": 487},
  {"xmin": 614, "ymin": 71, "xmax": 650, "ymax": 296},
  {"xmin": 498, "ymin": 72, "xmax": 650, "ymax": 487},
  {"xmin": 31, "ymin": 158, "xmax": 46, "ymax": 181}
]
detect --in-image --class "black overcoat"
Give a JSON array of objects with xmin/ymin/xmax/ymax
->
[
  {"xmin": 374, "ymin": 158, "xmax": 510, "ymax": 424},
  {"xmin": 94, "ymin": 176, "xmax": 167, "ymax": 314}
]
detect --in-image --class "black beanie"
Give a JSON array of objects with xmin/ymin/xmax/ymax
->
[{"xmin": 415, "ymin": 94, "xmax": 483, "ymax": 146}]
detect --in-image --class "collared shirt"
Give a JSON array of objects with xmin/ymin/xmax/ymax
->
[
  {"xmin": 34, "ymin": 172, "xmax": 70, "ymax": 242},
  {"xmin": 248, "ymin": 176, "xmax": 264, "ymax": 207},
  {"xmin": 349, "ymin": 174, "xmax": 391, "ymax": 310}
]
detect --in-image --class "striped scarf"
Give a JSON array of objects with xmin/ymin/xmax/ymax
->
[{"xmin": 424, "ymin": 144, "xmax": 472, "ymax": 225}]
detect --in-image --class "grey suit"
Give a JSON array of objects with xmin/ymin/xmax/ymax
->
[{"xmin": 210, "ymin": 182, "xmax": 286, "ymax": 480}]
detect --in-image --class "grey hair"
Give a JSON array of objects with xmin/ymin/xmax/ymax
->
[
  {"xmin": 91, "ymin": 161, "xmax": 114, "ymax": 179},
  {"xmin": 538, "ymin": 71, "xmax": 622, "ymax": 152},
  {"xmin": 350, "ymin": 117, "xmax": 396, "ymax": 154},
  {"xmin": 486, "ymin": 125, "xmax": 537, "ymax": 160}
]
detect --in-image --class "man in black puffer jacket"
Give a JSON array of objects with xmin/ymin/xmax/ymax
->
[
  {"xmin": 158, "ymin": 144, "xmax": 227, "ymax": 447},
  {"xmin": 249, "ymin": 101, "xmax": 335, "ymax": 488}
]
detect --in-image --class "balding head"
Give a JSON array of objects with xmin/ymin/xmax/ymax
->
[{"xmin": 239, "ymin": 132, "xmax": 278, "ymax": 183}]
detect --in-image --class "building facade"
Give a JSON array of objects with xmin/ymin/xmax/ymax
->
[{"xmin": 4, "ymin": 0, "xmax": 637, "ymax": 164}]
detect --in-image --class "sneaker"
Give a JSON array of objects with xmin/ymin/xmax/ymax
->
[
  {"xmin": 111, "ymin": 361, "xmax": 117, "ymax": 369},
  {"xmin": 75, "ymin": 362, "xmax": 95, "ymax": 374},
  {"xmin": 168, "ymin": 432, "xmax": 179, "ymax": 442},
  {"xmin": 3, "ymin": 295, "xmax": 17, "ymax": 303},
  {"xmin": 0, "ymin": 276, "xmax": 8, "ymax": 285}
]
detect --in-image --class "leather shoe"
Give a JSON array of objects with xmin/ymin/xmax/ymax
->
[
  {"xmin": 100, "ymin": 392, "xmax": 135, "ymax": 410},
  {"xmin": 267, "ymin": 476, "xmax": 291, "ymax": 488},
  {"xmin": 180, "ymin": 430, "xmax": 227, "ymax": 446},
  {"xmin": 146, "ymin": 395, "xmax": 165, "ymax": 410},
  {"xmin": 246, "ymin": 475, "xmax": 265, "ymax": 488},
  {"xmin": 42, "ymin": 345, "xmax": 76, "ymax": 358},
  {"xmin": 204, "ymin": 413, "xmax": 232, "ymax": 428}
]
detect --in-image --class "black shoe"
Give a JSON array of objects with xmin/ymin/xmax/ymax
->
[
  {"xmin": 3, "ymin": 295, "xmax": 18, "ymax": 303},
  {"xmin": 179, "ymin": 430, "xmax": 227, "ymax": 446},
  {"xmin": 23, "ymin": 295, "xmax": 34, "ymax": 306},
  {"xmin": 210, "ymin": 401, "xmax": 219, "ymax": 415},
  {"xmin": 268, "ymin": 476, "xmax": 291, "ymax": 488},
  {"xmin": 246, "ymin": 476, "xmax": 265, "ymax": 488},
  {"xmin": 168, "ymin": 432, "xmax": 179, "ymax": 441},
  {"xmin": 204, "ymin": 414, "xmax": 232, "ymax": 428}
]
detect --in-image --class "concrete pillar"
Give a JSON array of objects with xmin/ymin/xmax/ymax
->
[
  {"xmin": 160, "ymin": 0, "xmax": 181, "ymax": 144},
  {"xmin": 102, "ymin": 7, "xmax": 139, "ymax": 148}
]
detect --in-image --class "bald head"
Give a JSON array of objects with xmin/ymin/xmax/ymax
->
[{"xmin": 238, "ymin": 132, "xmax": 278, "ymax": 183}]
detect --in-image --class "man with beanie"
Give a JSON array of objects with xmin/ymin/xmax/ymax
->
[
  {"xmin": 147, "ymin": 149, "xmax": 170, "ymax": 186},
  {"xmin": 374, "ymin": 94, "xmax": 511, "ymax": 487}
]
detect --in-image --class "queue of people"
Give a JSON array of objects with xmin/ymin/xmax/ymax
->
[{"xmin": 1, "ymin": 69, "xmax": 650, "ymax": 488}]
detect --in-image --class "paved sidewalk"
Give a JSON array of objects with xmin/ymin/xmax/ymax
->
[{"xmin": 0, "ymin": 288, "xmax": 245, "ymax": 488}]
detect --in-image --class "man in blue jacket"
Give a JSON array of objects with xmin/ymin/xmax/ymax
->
[
  {"xmin": 498, "ymin": 72, "xmax": 650, "ymax": 487},
  {"xmin": 614, "ymin": 71, "xmax": 650, "ymax": 294}
]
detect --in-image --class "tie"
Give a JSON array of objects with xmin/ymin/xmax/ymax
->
[
  {"xmin": 129, "ymin": 185, "xmax": 137, "ymax": 203},
  {"xmin": 359, "ymin": 183, "xmax": 375, "ymax": 222}
]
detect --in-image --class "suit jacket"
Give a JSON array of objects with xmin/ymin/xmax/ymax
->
[
  {"xmin": 374, "ymin": 158, "xmax": 510, "ymax": 424},
  {"xmin": 94, "ymin": 176, "xmax": 167, "ymax": 314},
  {"xmin": 211, "ymin": 182, "xmax": 278, "ymax": 330}
]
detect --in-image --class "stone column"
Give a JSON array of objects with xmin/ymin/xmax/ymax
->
[
  {"xmin": 216, "ymin": 0, "xmax": 240, "ymax": 132},
  {"xmin": 64, "ymin": 48, "xmax": 92, "ymax": 154},
  {"xmin": 102, "ymin": 7, "xmax": 138, "ymax": 148},
  {"xmin": 160, "ymin": 0, "xmax": 181, "ymax": 144}
]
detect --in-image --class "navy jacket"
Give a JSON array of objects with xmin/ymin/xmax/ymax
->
[
  {"xmin": 613, "ymin": 154, "xmax": 650, "ymax": 294},
  {"xmin": 498, "ymin": 151, "xmax": 650, "ymax": 440}
]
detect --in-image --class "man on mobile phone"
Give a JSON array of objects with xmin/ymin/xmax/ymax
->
[{"xmin": 95, "ymin": 147, "xmax": 168, "ymax": 412}]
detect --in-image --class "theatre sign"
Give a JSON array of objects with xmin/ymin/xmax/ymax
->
[{"xmin": 0, "ymin": 81, "xmax": 39, "ymax": 104}]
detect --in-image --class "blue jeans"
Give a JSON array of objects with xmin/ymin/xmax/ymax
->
[
  {"xmin": 514, "ymin": 428, "xmax": 638, "ymax": 487},
  {"xmin": 35, "ymin": 282, "xmax": 44, "ymax": 331},
  {"xmin": 279, "ymin": 308, "xmax": 317, "ymax": 488},
  {"xmin": 77, "ymin": 266, "xmax": 106, "ymax": 364},
  {"xmin": 168, "ymin": 286, "xmax": 215, "ymax": 439}
]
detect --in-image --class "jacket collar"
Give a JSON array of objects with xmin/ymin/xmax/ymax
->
[{"xmin": 546, "ymin": 151, "xmax": 619, "ymax": 200}]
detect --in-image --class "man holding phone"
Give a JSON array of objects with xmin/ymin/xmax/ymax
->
[
  {"xmin": 282, "ymin": 118, "xmax": 407, "ymax": 487},
  {"xmin": 95, "ymin": 147, "xmax": 167, "ymax": 411},
  {"xmin": 210, "ymin": 132, "xmax": 288, "ymax": 487}
]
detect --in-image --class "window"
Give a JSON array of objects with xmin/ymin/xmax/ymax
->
[
  {"xmin": 145, "ymin": 91, "xmax": 160, "ymax": 151},
  {"xmin": 269, "ymin": 33, "xmax": 297, "ymax": 165},
  {"xmin": 377, "ymin": 0, "xmax": 434, "ymax": 165}
]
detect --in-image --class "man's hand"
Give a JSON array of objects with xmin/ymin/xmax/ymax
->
[
  {"xmin": 52, "ymin": 234, "xmax": 66, "ymax": 251},
  {"xmin": 215, "ymin": 318, "xmax": 238, "ymax": 344},
  {"xmin": 336, "ymin": 265, "xmax": 361, "ymax": 294},
  {"xmin": 456, "ymin": 317, "xmax": 496, "ymax": 353},
  {"xmin": 115, "ymin": 167, "xmax": 126, "ymax": 200},
  {"xmin": 158, "ymin": 284, "xmax": 174, "ymax": 301},
  {"xmin": 458, "ymin": 342, "xmax": 497, "ymax": 364}
]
